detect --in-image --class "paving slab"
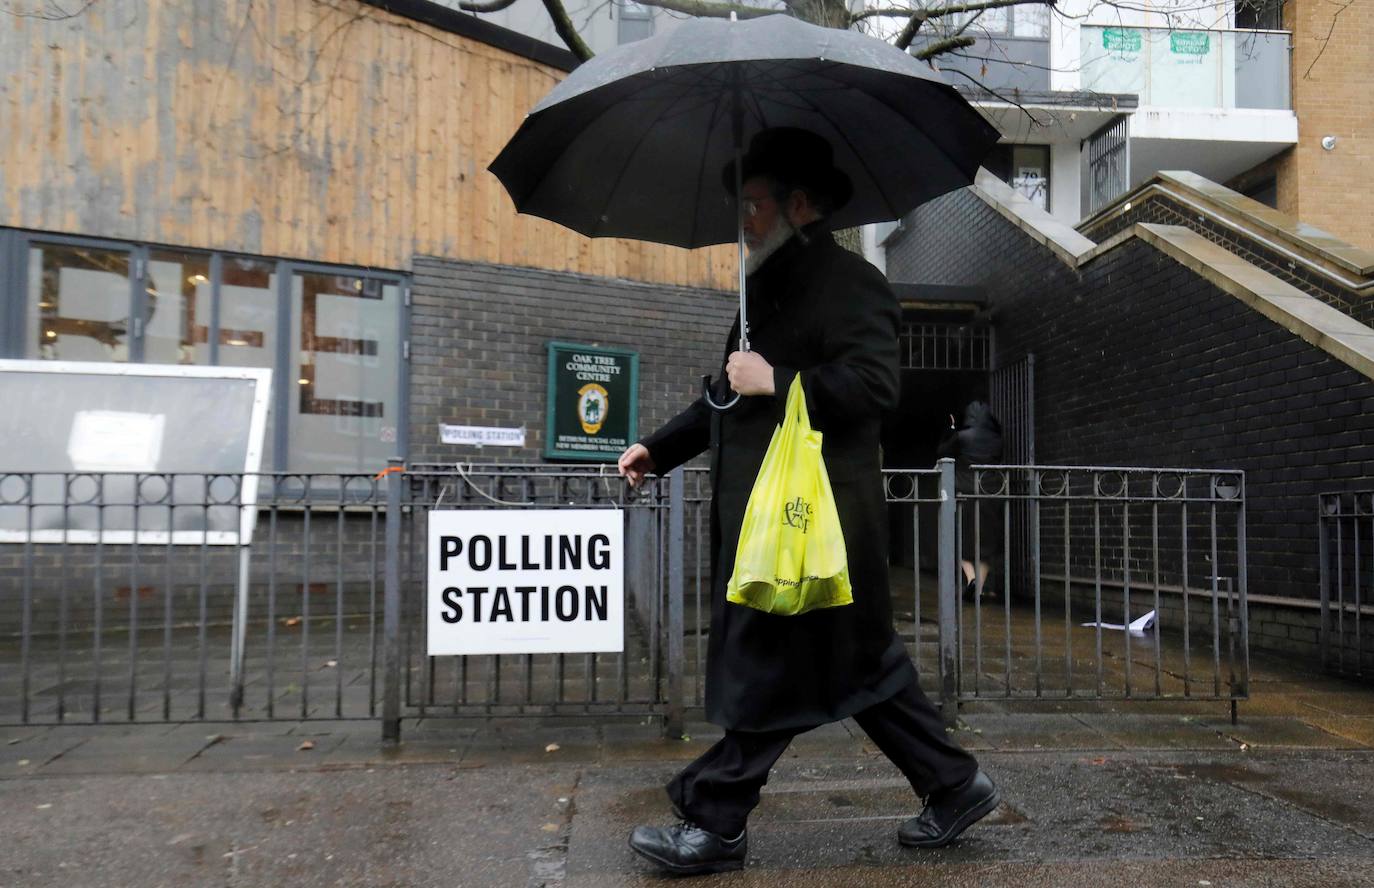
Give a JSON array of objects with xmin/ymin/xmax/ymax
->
[
  {"xmin": 174, "ymin": 732, "xmax": 350, "ymax": 772},
  {"xmin": 460, "ymin": 725, "xmax": 602, "ymax": 766},
  {"xmin": 1286, "ymin": 691, "xmax": 1374, "ymax": 717},
  {"xmin": 0, "ymin": 765, "xmax": 580, "ymax": 888},
  {"xmin": 1201, "ymin": 716, "xmax": 1364, "ymax": 750},
  {"xmin": 1301, "ymin": 716, "xmax": 1374, "ymax": 748},
  {"xmin": 567, "ymin": 752, "xmax": 1374, "ymax": 884},
  {"xmin": 36, "ymin": 732, "xmax": 217, "ymax": 775},
  {"xmin": 1073, "ymin": 714, "xmax": 1238, "ymax": 750},
  {"xmin": 956, "ymin": 713, "xmax": 1122, "ymax": 751}
]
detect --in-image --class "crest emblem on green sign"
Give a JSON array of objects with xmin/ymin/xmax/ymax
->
[{"xmin": 578, "ymin": 383, "xmax": 609, "ymax": 435}]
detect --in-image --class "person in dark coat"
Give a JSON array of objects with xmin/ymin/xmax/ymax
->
[
  {"xmin": 617, "ymin": 128, "xmax": 998, "ymax": 876},
  {"xmin": 937, "ymin": 400, "xmax": 1005, "ymax": 597}
]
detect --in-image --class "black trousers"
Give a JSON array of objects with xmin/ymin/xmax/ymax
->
[{"xmin": 666, "ymin": 675, "xmax": 977, "ymax": 837}]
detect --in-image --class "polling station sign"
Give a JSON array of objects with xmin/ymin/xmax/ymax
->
[{"xmin": 427, "ymin": 509, "xmax": 624, "ymax": 656}]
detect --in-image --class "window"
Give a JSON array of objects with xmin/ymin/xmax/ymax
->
[
  {"xmin": 618, "ymin": 0, "xmax": 653, "ymax": 45},
  {"xmin": 2, "ymin": 230, "xmax": 408, "ymax": 473},
  {"xmin": 143, "ymin": 249, "xmax": 212, "ymax": 365},
  {"xmin": 982, "ymin": 144, "xmax": 1051, "ymax": 212},
  {"xmin": 288, "ymin": 272, "xmax": 402, "ymax": 473},
  {"xmin": 948, "ymin": 4, "xmax": 1048, "ymax": 38},
  {"xmin": 29, "ymin": 242, "xmax": 133, "ymax": 362}
]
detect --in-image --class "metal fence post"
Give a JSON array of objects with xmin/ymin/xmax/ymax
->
[
  {"xmin": 1318, "ymin": 495, "xmax": 1331, "ymax": 671},
  {"xmin": 937, "ymin": 458, "xmax": 959, "ymax": 727},
  {"xmin": 382, "ymin": 457, "xmax": 404, "ymax": 744},
  {"xmin": 665, "ymin": 469, "xmax": 685, "ymax": 738}
]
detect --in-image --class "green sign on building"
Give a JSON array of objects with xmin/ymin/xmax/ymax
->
[
  {"xmin": 545, "ymin": 341, "xmax": 639, "ymax": 462},
  {"xmin": 1102, "ymin": 28, "xmax": 1142, "ymax": 53},
  {"xmin": 1170, "ymin": 31, "xmax": 1210, "ymax": 55}
]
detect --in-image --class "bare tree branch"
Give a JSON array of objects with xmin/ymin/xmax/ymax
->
[
  {"xmin": 914, "ymin": 34, "xmax": 976, "ymax": 59},
  {"xmin": 457, "ymin": 0, "xmax": 519, "ymax": 12},
  {"xmin": 892, "ymin": 11, "xmax": 932, "ymax": 49},
  {"xmin": 854, "ymin": 0, "xmax": 1052, "ymax": 25},
  {"xmin": 1304, "ymin": 0, "xmax": 1351, "ymax": 80},
  {"xmin": 540, "ymin": 0, "xmax": 595, "ymax": 60},
  {"xmin": 941, "ymin": 66, "xmax": 1052, "ymax": 127}
]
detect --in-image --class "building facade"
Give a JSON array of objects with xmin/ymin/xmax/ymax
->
[
  {"xmin": 0, "ymin": 0, "xmax": 737, "ymax": 477},
  {"xmin": 908, "ymin": 0, "xmax": 1298, "ymax": 227}
]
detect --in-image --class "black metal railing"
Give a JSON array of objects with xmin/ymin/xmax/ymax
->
[
  {"xmin": 1319, "ymin": 491, "xmax": 1374, "ymax": 678},
  {"xmin": 1, "ymin": 460, "xmax": 1249, "ymax": 735}
]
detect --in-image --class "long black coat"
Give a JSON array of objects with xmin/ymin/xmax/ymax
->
[{"xmin": 641, "ymin": 228, "xmax": 915, "ymax": 732}]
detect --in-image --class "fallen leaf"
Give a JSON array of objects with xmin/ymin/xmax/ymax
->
[
  {"xmin": 6, "ymin": 739, "xmax": 20, "ymax": 745},
  {"xmin": 16, "ymin": 759, "xmax": 30, "ymax": 766},
  {"xmin": 36, "ymin": 803, "xmax": 52, "ymax": 810},
  {"xmin": 297, "ymin": 740, "xmax": 315, "ymax": 751},
  {"xmin": 324, "ymin": 660, "xmax": 338, "ymax": 668},
  {"xmin": 541, "ymin": 823, "xmax": 559, "ymax": 832},
  {"xmin": 544, "ymin": 743, "xmax": 560, "ymax": 753},
  {"xmin": 283, "ymin": 617, "xmax": 302, "ymax": 627}
]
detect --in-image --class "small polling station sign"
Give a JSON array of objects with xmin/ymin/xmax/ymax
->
[{"xmin": 427, "ymin": 509, "xmax": 624, "ymax": 656}]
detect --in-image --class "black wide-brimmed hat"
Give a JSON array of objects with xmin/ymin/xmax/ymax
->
[{"xmin": 722, "ymin": 127, "xmax": 854, "ymax": 213}]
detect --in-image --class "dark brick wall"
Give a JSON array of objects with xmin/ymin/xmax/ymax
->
[
  {"xmin": 1079, "ymin": 194, "xmax": 1370, "ymax": 326},
  {"xmin": 886, "ymin": 187, "xmax": 1374, "ymax": 615},
  {"xmin": 409, "ymin": 257, "xmax": 731, "ymax": 465},
  {"xmin": 0, "ymin": 511, "xmax": 387, "ymax": 636}
]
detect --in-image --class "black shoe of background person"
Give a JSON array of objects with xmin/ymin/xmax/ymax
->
[
  {"xmin": 898, "ymin": 769, "xmax": 1000, "ymax": 848},
  {"xmin": 628, "ymin": 820, "xmax": 747, "ymax": 875}
]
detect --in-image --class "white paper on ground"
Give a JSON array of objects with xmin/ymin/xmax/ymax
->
[{"xmin": 1082, "ymin": 609, "xmax": 1157, "ymax": 636}]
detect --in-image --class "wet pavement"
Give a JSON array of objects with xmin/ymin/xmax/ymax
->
[
  {"xmin": 4, "ymin": 695, "xmax": 1374, "ymax": 887},
  {"xmin": 3, "ymin": 577, "xmax": 1374, "ymax": 886}
]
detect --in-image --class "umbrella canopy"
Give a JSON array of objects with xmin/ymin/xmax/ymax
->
[{"xmin": 490, "ymin": 14, "xmax": 1000, "ymax": 249}]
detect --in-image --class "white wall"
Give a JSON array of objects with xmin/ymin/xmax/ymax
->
[{"xmin": 1049, "ymin": 141, "xmax": 1081, "ymax": 224}]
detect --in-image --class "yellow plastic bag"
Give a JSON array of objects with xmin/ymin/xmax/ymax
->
[{"xmin": 726, "ymin": 375, "xmax": 852, "ymax": 616}]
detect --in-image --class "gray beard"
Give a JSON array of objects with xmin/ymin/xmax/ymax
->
[{"xmin": 744, "ymin": 218, "xmax": 796, "ymax": 276}]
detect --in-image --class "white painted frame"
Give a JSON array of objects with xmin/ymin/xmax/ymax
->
[{"xmin": 0, "ymin": 359, "xmax": 272, "ymax": 546}]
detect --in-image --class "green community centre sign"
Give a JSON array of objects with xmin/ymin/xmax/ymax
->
[{"xmin": 545, "ymin": 342, "xmax": 639, "ymax": 462}]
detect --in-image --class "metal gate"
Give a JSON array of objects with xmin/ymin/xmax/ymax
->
[
  {"xmin": 1318, "ymin": 491, "xmax": 1374, "ymax": 677},
  {"xmin": 991, "ymin": 355, "xmax": 1035, "ymax": 600},
  {"xmin": 382, "ymin": 462, "xmax": 696, "ymax": 739}
]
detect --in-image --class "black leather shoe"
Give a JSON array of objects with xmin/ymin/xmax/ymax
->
[
  {"xmin": 628, "ymin": 821, "xmax": 747, "ymax": 875},
  {"xmin": 898, "ymin": 769, "xmax": 999, "ymax": 848}
]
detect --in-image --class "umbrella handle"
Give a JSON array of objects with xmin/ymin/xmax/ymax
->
[{"xmin": 701, "ymin": 374, "xmax": 741, "ymax": 412}]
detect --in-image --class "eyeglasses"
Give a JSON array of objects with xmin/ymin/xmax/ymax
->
[{"xmin": 741, "ymin": 197, "xmax": 770, "ymax": 218}]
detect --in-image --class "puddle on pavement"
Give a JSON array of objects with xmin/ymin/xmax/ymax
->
[{"xmin": 1099, "ymin": 813, "xmax": 1146, "ymax": 833}]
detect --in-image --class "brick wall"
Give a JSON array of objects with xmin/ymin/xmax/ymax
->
[
  {"xmin": 409, "ymin": 256, "xmax": 732, "ymax": 465},
  {"xmin": 1277, "ymin": 0, "xmax": 1374, "ymax": 251},
  {"xmin": 886, "ymin": 186, "xmax": 1374, "ymax": 662},
  {"xmin": 1079, "ymin": 193, "xmax": 1370, "ymax": 326}
]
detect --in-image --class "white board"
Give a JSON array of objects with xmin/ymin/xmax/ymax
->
[{"xmin": 0, "ymin": 360, "xmax": 271, "ymax": 545}]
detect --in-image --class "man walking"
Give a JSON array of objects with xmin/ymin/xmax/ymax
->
[{"xmin": 616, "ymin": 127, "xmax": 998, "ymax": 876}]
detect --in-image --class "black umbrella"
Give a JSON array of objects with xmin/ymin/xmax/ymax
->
[{"xmin": 490, "ymin": 13, "xmax": 999, "ymax": 408}]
